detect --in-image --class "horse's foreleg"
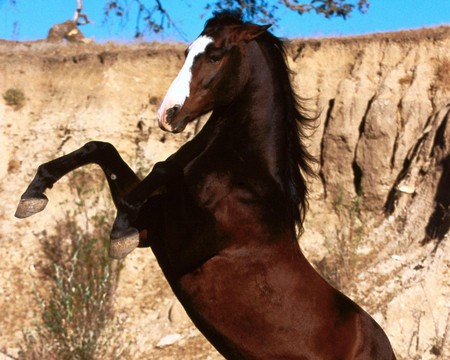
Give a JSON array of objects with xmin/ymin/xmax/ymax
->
[
  {"xmin": 110, "ymin": 160, "xmax": 184, "ymax": 250},
  {"xmin": 109, "ymin": 125, "xmax": 214, "ymax": 254},
  {"xmin": 16, "ymin": 141, "xmax": 143, "ymax": 259},
  {"xmin": 15, "ymin": 141, "xmax": 140, "ymax": 218}
]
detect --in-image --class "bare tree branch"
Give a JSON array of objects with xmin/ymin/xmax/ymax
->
[
  {"xmin": 8, "ymin": 0, "xmax": 370, "ymax": 39},
  {"xmin": 207, "ymin": 0, "xmax": 370, "ymax": 24},
  {"xmin": 104, "ymin": 0, "xmax": 187, "ymax": 39},
  {"xmin": 281, "ymin": 0, "xmax": 370, "ymax": 18},
  {"xmin": 73, "ymin": 0, "xmax": 92, "ymax": 26}
]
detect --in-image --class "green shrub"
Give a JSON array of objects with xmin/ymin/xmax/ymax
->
[{"xmin": 3, "ymin": 88, "xmax": 26, "ymax": 109}]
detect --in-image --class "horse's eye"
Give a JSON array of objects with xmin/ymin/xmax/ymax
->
[
  {"xmin": 208, "ymin": 52, "xmax": 223, "ymax": 64},
  {"xmin": 209, "ymin": 56, "xmax": 221, "ymax": 64}
]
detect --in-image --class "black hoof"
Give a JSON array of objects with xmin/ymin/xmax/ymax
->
[
  {"xmin": 15, "ymin": 196, "xmax": 49, "ymax": 219},
  {"xmin": 109, "ymin": 228, "xmax": 139, "ymax": 259}
]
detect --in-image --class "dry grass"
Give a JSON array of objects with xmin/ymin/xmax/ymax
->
[
  {"xmin": 290, "ymin": 26, "xmax": 450, "ymax": 46},
  {"xmin": 315, "ymin": 191, "xmax": 365, "ymax": 292},
  {"xmin": 433, "ymin": 57, "xmax": 450, "ymax": 92}
]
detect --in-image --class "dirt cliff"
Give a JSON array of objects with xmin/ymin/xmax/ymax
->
[{"xmin": 0, "ymin": 27, "xmax": 449, "ymax": 359}]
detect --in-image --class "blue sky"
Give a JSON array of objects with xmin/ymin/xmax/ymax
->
[{"xmin": 1, "ymin": 1, "xmax": 450, "ymax": 43}]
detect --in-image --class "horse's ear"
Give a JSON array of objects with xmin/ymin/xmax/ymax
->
[{"xmin": 238, "ymin": 23, "xmax": 271, "ymax": 42}]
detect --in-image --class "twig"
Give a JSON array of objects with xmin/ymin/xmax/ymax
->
[{"xmin": 73, "ymin": 0, "xmax": 92, "ymax": 26}]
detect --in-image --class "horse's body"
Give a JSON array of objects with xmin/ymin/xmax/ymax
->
[{"xmin": 16, "ymin": 12, "xmax": 396, "ymax": 359}]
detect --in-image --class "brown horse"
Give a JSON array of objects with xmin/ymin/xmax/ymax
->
[{"xmin": 15, "ymin": 12, "xmax": 396, "ymax": 360}]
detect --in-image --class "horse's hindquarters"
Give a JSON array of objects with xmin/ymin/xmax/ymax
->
[{"xmin": 174, "ymin": 240, "xmax": 372, "ymax": 359}]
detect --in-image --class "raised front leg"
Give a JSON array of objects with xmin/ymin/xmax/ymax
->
[
  {"xmin": 15, "ymin": 141, "xmax": 141, "ymax": 258},
  {"xmin": 109, "ymin": 122, "xmax": 214, "ymax": 256},
  {"xmin": 110, "ymin": 160, "xmax": 184, "ymax": 251}
]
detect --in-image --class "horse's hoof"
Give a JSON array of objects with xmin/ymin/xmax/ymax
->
[
  {"xmin": 109, "ymin": 228, "xmax": 139, "ymax": 259},
  {"xmin": 15, "ymin": 197, "xmax": 48, "ymax": 218}
]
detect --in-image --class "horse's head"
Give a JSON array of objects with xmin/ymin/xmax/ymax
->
[{"xmin": 157, "ymin": 13, "xmax": 270, "ymax": 133}]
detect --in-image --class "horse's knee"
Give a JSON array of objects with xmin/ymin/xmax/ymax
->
[
  {"xmin": 83, "ymin": 141, "xmax": 121, "ymax": 165},
  {"xmin": 84, "ymin": 140, "xmax": 114, "ymax": 153}
]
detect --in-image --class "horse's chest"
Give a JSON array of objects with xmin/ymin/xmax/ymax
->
[{"xmin": 194, "ymin": 172, "xmax": 265, "ymax": 237}]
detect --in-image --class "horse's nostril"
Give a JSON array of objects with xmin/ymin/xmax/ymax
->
[{"xmin": 166, "ymin": 105, "xmax": 181, "ymax": 124}]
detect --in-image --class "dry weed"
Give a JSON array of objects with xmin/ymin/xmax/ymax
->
[
  {"xmin": 316, "ymin": 191, "xmax": 365, "ymax": 292},
  {"xmin": 19, "ymin": 169, "xmax": 127, "ymax": 360},
  {"xmin": 433, "ymin": 57, "xmax": 450, "ymax": 92}
]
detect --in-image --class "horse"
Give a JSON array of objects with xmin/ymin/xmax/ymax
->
[{"xmin": 15, "ymin": 12, "xmax": 396, "ymax": 360}]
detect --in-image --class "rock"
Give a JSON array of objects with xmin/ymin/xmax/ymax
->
[
  {"xmin": 168, "ymin": 297, "xmax": 190, "ymax": 325},
  {"xmin": 156, "ymin": 333, "xmax": 182, "ymax": 348},
  {"xmin": 47, "ymin": 20, "xmax": 92, "ymax": 43}
]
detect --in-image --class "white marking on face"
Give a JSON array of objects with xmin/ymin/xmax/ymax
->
[{"xmin": 158, "ymin": 36, "xmax": 213, "ymax": 127}]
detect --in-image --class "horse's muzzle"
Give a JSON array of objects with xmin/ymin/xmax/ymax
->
[
  {"xmin": 166, "ymin": 105, "xmax": 181, "ymax": 124},
  {"xmin": 159, "ymin": 105, "xmax": 189, "ymax": 133}
]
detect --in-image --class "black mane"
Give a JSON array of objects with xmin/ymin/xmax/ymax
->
[
  {"xmin": 205, "ymin": 10, "xmax": 244, "ymax": 28},
  {"xmin": 257, "ymin": 31, "xmax": 317, "ymax": 231}
]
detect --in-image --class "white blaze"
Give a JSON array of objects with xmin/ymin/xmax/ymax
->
[{"xmin": 158, "ymin": 36, "xmax": 214, "ymax": 124}]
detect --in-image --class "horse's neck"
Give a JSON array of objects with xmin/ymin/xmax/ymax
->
[
  {"xmin": 202, "ymin": 42, "xmax": 291, "ymax": 182},
  {"xmin": 236, "ymin": 49, "xmax": 288, "ymax": 178}
]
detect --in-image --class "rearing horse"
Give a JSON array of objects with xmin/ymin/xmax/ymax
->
[{"xmin": 15, "ymin": 12, "xmax": 396, "ymax": 359}]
